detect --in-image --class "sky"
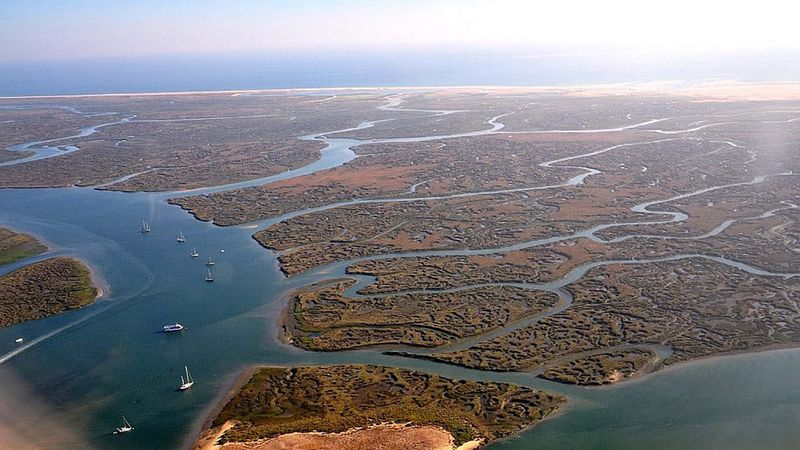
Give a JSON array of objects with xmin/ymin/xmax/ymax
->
[{"xmin": 2, "ymin": 0, "xmax": 799, "ymax": 62}]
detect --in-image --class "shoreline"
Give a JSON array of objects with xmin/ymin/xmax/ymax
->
[
  {"xmin": 193, "ymin": 420, "xmax": 235, "ymax": 450},
  {"xmin": 186, "ymin": 363, "xmax": 555, "ymax": 450},
  {"xmin": 196, "ymin": 421, "xmax": 482, "ymax": 450},
  {"xmin": 65, "ymin": 253, "xmax": 108, "ymax": 300},
  {"xmin": 389, "ymin": 341, "xmax": 800, "ymax": 389},
  {"xmin": 2, "ymin": 79, "xmax": 799, "ymax": 101},
  {"xmin": 187, "ymin": 366, "xmax": 260, "ymax": 450},
  {"xmin": 182, "ymin": 338, "xmax": 800, "ymax": 447},
  {"xmin": 610, "ymin": 342, "xmax": 800, "ymax": 389}
]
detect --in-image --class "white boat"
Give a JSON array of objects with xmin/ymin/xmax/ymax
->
[
  {"xmin": 177, "ymin": 231, "xmax": 186, "ymax": 243},
  {"xmin": 15, "ymin": 337, "xmax": 23, "ymax": 343},
  {"xmin": 206, "ymin": 257, "xmax": 215, "ymax": 266},
  {"xmin": 163, "ymin": 323, "xmax": 184, "ymax": 333},
  {"xmin": 205, "ymin": 269, "xmax": 214, "ymax": 282},
  {"xmin": 179, "ymin": 366, "xmax": 195, "ymax": 391},
  {"xmin": 191, "ymin": 247, "xmax": 199, "ymax": 258},
  {"xmin": 113, "ymin": 416, "xmax": 134, "ymax": 434},
  {"xmin": 141, "ymin": 220, "xmax": 151, "ymax": 233}
]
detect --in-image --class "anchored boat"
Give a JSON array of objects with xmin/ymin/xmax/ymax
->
[
  {"xmin": 206, "ymin": 256, "xmax": 215, "ymax": 266},
  {"xmin": 113, "ymin": 416, "xmax": 134, "ymax": 434},
  {"xmin": 179, "ymin": 366, "xmax": 195, "ymax": 391},
  {"xmin": 176, "ymin": 231, "xmax": 185, "ymax": 242},
  {"xmin": 141, "ymin": 220, "xmax": 151, "ymax": 233},
  {"xmin": 191, "ymin": 247, "xmax": 199, "ymax": 257},
  {"xmin": 163, "ymin": 323, "xmax": 184, "ymax": 333},
  {"xmin": 205, "ymin": 269, "xmax": 214, "ymax": 282}
]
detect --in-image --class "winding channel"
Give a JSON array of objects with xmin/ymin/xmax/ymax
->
[
  {"xmin": 2, "ymin": 93, "xmax": 800, "ymax": 449},
  {"xmin": 4, "ymin": 95, "xmax": 799, "ymax": 360},
  {"xmin": 213, "ymin": 98, "xmax": 798, "ymax": 372},
  {"xmin": 0, "ymin": 114, "xmax": 135, "ymax": 167}
]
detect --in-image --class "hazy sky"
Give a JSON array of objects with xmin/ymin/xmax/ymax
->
[{"xmin": 2, "ymin": 0, "xmax": 799, "ymax": 62}]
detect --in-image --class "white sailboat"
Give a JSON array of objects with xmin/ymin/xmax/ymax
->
[
  {"xmin": 205, "ymin": 269, "xmax": 214, "ymax": 282},
  {"xmin": 191, "ymin": 247, "xmax": 199, "ymax": 257},
  {"xmin": 141, "ymin": 220, "xmax": 151, "ymax": 233},
  {"xmin": 176, "ymin": 231, "xmax": 185, "ymax": 243},
  {"xmin": 206, "ymin": 256, "xmax": 215, "ymax": 266},
  {"xmin": 179, "ymin": 366, "xmax": 195, "ymax": 391},
  {"xmin": 113, "ymin": 416, "xmax": 134, "ymax": 434}
]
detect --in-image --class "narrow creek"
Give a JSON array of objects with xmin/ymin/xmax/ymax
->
[{"xmin": 1, "ymin": 94, "xmax": 798, "ymax": 450}]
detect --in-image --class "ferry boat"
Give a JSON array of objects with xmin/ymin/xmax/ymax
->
[
  {"xmin": 113, "ymin": 416, "xmax": 134, "ymax": 434},
  {"xmin": 205, "ymin": 269, "xmax": 214, "ymax": 282},
  {"xmin": 162, "ymin": 323, "xmax": 185, "ymax": 333},
  {"xmin": 179, "ymin": 366, "xmax": 195, "ymax": 391},
  {"xmin": 206, "ymin": 257, "xmax": 215, "ymax": 266},
  {"xmin": 141, "ymin": 220, "xmax": 151, "ymax": 233},
  {"xmin": 191, "ymin": 247, "xmax": 199, "ymax": 257},
  {"xmin": 176, "ymin": 231, "xmax": 186, "ymax": 242}
]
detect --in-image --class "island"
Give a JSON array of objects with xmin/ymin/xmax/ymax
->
[
  {"xmin": 0, "ymin": 227, "xmax": 47, "ymax": 265},
  {"xmin": 195, "ymin": 365, "xmax": 564, "ymax": 450},
  {"xmin": 0, "ymin": 256, "xmax": 99, "ymax": 327}
]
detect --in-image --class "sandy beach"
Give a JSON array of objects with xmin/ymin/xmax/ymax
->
[
  {"xmin": 4, "ymin": 80, "xmax": 798, "ymax": 101},
  {"xmin": 195, "ymin": 422, "xmax": 482, "ymax": 450}
]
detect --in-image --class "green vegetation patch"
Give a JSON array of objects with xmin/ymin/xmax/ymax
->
[
  {"xmin": 214, "ymin": 365, "xmax": 564, "ymax": 445},
  {"xmin": 0, "ymin": 256, "xmax": 97, "ymax": 327},
  {"xmin": 290, "ymin": 279, "xmax": 558, "ymax": 351},
  {"xmin": 0, "ymin": 227, "xmax": 47, "ymax": 265},
  {"xmin": 539, "ymin": 349, "xmax": 656, "ymax": 385}
]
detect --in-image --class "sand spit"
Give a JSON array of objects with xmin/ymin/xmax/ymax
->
[
  {"xmin": 195, "ymin": 422, "xmax": 482, "ymax": 450},
  {"xmin": 5, "ymin": 80, "xmax": 798, "ymax": 102}
]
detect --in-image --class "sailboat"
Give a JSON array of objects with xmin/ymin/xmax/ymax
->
[
  {"xmin": 113, "ymin": 416, "xmax": 134, "ymax": 434},
  {"xmin": 141, "ymin": 220, "xmax": 151, "ymax": 233},
  {"xmin": 205, "ymin": 269, "xmax": 214, "ymax": 282},
  {"xmin": 191, "ymin": 247, "xmax": 199, "ymax": 258},
  {"xmin": 206, "ymin": 256, "xmax": 215, "ymax": 266},
  {"xmin": 176, "ymin": 231, "xmax": 185, "ymax": 243},
  {"xmin": 179, "ymin": 366, "xmax": 195, "ymax": 391}
]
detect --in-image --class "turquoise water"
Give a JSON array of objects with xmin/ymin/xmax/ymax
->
[
  {"xmin": 0, "ymin": 187, "xmax": 288, "ymax": 449},
  {"xmin": 491, "ymin": 349, "xmax": 800, "ymax": 450},
  {"xmin": 1, "ymin": 186, "xmax": 799, "ymax": 449}
]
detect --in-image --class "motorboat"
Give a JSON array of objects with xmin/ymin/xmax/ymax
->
[{"xmin": 163, "ymin": 323, "xmax": 185, "ymax": 333}]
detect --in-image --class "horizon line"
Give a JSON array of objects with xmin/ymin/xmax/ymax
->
[{"xmin": 2, "ymin": 79, "xmax": 799, "ymax": 100}]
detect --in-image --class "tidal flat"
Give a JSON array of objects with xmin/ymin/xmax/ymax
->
[{"xmin": 0, "ymin": 83, "xmax": 799, "ymax": 449}]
